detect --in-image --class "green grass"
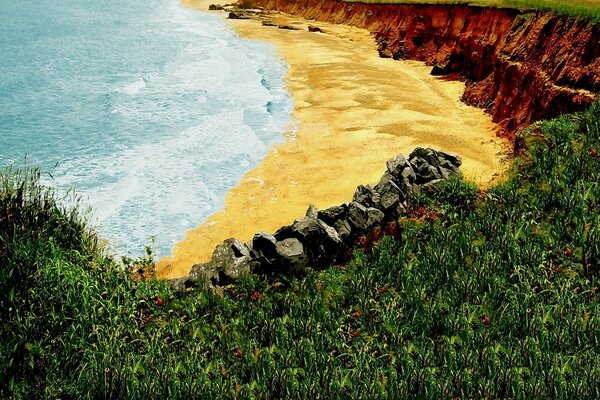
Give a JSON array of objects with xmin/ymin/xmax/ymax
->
[
  {"xmin": 344, "ymin": 0, "xmax": 600, "ymax": 22},
  {"xmin": 1, "ymin": 100, "xmax": 599, "ymax": 398}
]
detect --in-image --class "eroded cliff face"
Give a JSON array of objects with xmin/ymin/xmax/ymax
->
[{"xmin": 246, "ymin": 0, "xmax": 599, "ymax": 135}]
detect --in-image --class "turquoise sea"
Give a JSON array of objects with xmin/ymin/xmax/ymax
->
[{"xmin": 0, "ymin": 0, "xmax": 293, "ymax": 257}]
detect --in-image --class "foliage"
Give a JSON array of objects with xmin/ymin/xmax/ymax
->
[{"xmin": 1, "ymin": 100, "xmax": 599, "ymax": 398}]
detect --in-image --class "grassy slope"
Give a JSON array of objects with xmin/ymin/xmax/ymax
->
[
  {"xmin": 1, "ymin": 100, "xmax": 599, "ymax": 398},
  {"xmin": 345, "ymin": 0, "xmax": 600, "ymax": 21}
]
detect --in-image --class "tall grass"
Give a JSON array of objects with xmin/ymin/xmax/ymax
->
[
  {"xmin": 344, "ymin": 0, "xmax": 600, "ymax": 22},
  {"xmin": 1, "ymin": 100, "xmax": 599, "ymax": 398}
]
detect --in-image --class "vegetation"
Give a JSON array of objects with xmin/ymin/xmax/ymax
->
[
  {"xmin": 345, "ymin": 0, "xmax": 600, "ymax": 22},
  {"xmin": 1, "ymin": 100, "xmax": 599, "ymax": 398}
]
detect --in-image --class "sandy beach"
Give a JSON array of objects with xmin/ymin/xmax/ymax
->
[{"xmin": 157, "ymin": 0, "xmax": 509, "ymax": 279}]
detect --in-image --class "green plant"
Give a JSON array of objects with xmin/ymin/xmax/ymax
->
[{"xmin": 1, "ymin": 100, "xmax": 599, "ymax": 398}]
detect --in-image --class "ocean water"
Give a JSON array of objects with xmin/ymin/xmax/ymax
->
[{"xmin": 0, "ymin": 0, "xmax": 293, "ymax": 257}]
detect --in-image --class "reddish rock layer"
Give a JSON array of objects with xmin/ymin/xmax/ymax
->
[{"xmin": 245, "ymin": 0, "xmax": 599, "ymax": 135}]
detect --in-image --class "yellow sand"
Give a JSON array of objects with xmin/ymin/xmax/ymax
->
[{"xmin": 156, "ymin": 0, "xmax": 509, "ymax": 279}]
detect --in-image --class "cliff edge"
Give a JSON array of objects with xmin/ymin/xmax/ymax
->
[{"xmin": 245, "ymin": 0, "xmax": 599, "ymax": 135}]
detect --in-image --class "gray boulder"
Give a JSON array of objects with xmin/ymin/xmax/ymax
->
[
  {"xmin": 386, "ymin": 154, "xmax": 416, "ymax": 187},
  {"xmin": 353, "ymin": 184, "xmax": 381, "ymax": 208},
  {"xmin": 318, "ymin": 204, "xmax": 347, "ymax": 225},
  {"xmin": 366, "ymin": 207, "xmax": 385, "ymax": 228},
  {"xmin": 305, "ymin": 204, "xmax": 319, "ymax": 219},
  {"xmin": 347, "ymin": 201, "xmax": 368, "ymax": 231},
  {"xmin": 408, "ymin": 147, "xmax": 461, "ymax": 184},
  {"xmin": 347, "ymin": 201, "xmax": 384, "ymax": 232},
  {"xmin": 252, "ymin": 232, "xmax": 277, "ymax": 258},
  {"xmin": 208, "ymin": 238, "xmax": 253, "ymax": 281},
  {"xmin": 185, "ymin": 261, "xmax": 220, "ymax": 287},
  {"xmin": 275, "ymin": 238, "xmax": 309, "ymax": 273},
  {"xmin": 380, "ymin": 190, "xmax": 401, "ymax": 213},
  {"xmin": 289, "ymin": 217, "xmax": 342, "ymax": 265},
  {"xmin": 334, "ymin": 219, "xmax": 352, "ymax": 242},
  {"xmin": 168, "ymin": 277, "xmax": 193, "ymax": 292}
]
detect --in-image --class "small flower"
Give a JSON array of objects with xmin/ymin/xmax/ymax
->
[
  {"xmin": 565, "ymin": 247, "xmax": 573, "ymax": 257},
  {"xmin": 234, "ymin": 349, "xmax": 243, "ymax": 358},
  {"xmin": 353, "ymin": 311, "xmax": 360, "ymax": 320},
  {"xmin": 249, "ymin": 290, "xmax": 261, "ymax": 301},
  {"xmin": 482, "ymin": 315, "xmax": 491, "ymax": 326},
  {"xmin": 144, "ymin": 316, "xmax": 153, "ymax": 324},
  {"xmin": 553, "ymin": 266, "xmax": 561, "ymax": 274},
  {"xmin": 379, "ymin": 285, "xmax": 388, "ymax": 294},
  {"xmin": 590, "ymin": 148, "xmax": 597, "ymax": 158},
  {"xmin": 154, "ymin": 297, "xmax": 164, "ymax": 307}
]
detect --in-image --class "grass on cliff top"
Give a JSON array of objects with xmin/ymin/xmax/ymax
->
[
  {"xmin": 345, "ymin": 0, "xmax": 600, "ymax": 21},
  {"xmin": 1, "ymin": 100, "xmax": 600, "ymax": 398}
]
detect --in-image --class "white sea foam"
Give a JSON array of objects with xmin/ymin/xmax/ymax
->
[
  {"xmin": 120, "ymin": 77, "xmax": 146, "ymax": 95},
  {"xmin": 13, "ymin": 0, "xmax": 293, "ymax": 258}
]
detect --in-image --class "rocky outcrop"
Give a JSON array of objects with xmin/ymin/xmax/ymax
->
[
  {"xmin": 169, "ymin": 147, "xmax": 461, "ymax": 291},
  {"xmin": 241, "ymin": 0, "xmax": 599, "ymax": 135}
]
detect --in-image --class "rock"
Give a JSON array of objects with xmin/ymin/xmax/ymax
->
[
  {"xmin": 208, "ymin": 4, "xmax": 224, "ymax": 10},
  {"xmin": 274, "ymin": 224, "xmax": 294, "ymax": 241},
  {"xmin": 353, "ymin": 184, "xmax": 381, "ymax": 208},
  {"xmin": 276, "ymin": 217, "xmax": 343, "ymax": 266},
  {"xmin": 334, "ymin": 219, "xmax": 352, "ymax": 242},
  {"xmin": 366, "ymin": 207, "xmax": 385, "ymax": 228},
  {"xmin": 308, "ymin": 25, "xmax": 323, "ymax": 33},
  {"xmin": 168, "ymin": 277, "xmax": 193, "ymax": 292},
  {"xmin": 380, "ymin": 190, "xmax": 401, "ymax": 213},
  {"xmin": 291, "ymin": 217, "xmax": 323, "ymax": 242},
  {"xmin": 347, "ymin": 201, "xmax": 368, "ymax": 231},
  {"xmin": 228, "ymin": 12, "xmax": 247, "ymax": 19},
  {"xmin": 408, "ymin": 147, "xmax": 461, "ymax": 184},
  {"xmin": 305, "ymin": 204, "xmax": 319, "ymax": 219},
  {"xmin": 252, "ymin": 232, "xmax": 278, "ymax": 260},
  {"xmin": 318, "ymin": 204, "xmax": 347, "ymax": 226},
  {"xmin": 374, "ymin": 172, "xmax": 407, "ymax": 201},
  {"xmin": 278, "ymin": 25, "xmax": 299, "ymax": 30},
  {"xmin": 275, "ymin": 238, "xmax": 309, "ymax": 273},
  {"xmin": 289, "ymin": 217, "xmax": 341, "ymax": 265},
  {"xmin": 209, "ymin": 238, "xmax": 253, "ymax": 281},
  {"xmin": 188, "ymin": 262, "xmax": 218, "ymax": 286},
  {"xmin": 348, "ymin": 201, "xmax": 385, "ymax": 233},
  {"xmin": 316, "ymin": 220, "xmax": 343, "ymax": 248},
  {"xmin": 262, "ymin": 21, "xmax": 277, "ymax": 27},
  {"xmin": 386, "ymin": 154, "xmax": 416, "ymax": 187}
]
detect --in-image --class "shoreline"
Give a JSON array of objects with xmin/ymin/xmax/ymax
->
[{"xmin": 157, "ymin": 0, "xmax": 510, "ymax": 279}]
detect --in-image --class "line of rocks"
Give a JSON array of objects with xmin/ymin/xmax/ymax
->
[{"xmin": 169, "ymin": 147, "xmax": 461, "ymax": 291}]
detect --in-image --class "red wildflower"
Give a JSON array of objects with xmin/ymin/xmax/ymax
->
[
  {"xmin": 249, "ymin": 290, "xmax": 261, "ymax": 301},
  {"xmin": 590, "ymin": 148, "xmax": 597, "ymax": 158},
  {"xmin": 155, "ymin": 297, "xmax": 164, "ymax": 307},
  {"xmin": 353, "ymin": 311, "xmax": 360, "ymax": 320},
  {"xmin": 482, "ymin": 315, "xmax": 491, "ymax": 326},
  {"xmin": 565, "ymin": 247, "xmax": 573, "ymax": 257},
  {"xmin": 384, "ymin": 221, "xmax": 400, "ymax": 238},
  {"xmin": 354, "ymin": 235, "xmax": 368, "ymax": 249},
  {"xmin": 234, "ymin": 349, "xmax": 243, "ymax": 358},
  {"xmin": 368, "ymin": 226, "xmax": 383, "ymax": 242}
]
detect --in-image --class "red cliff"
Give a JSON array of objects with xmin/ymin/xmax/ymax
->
[{"xmin": 246, "ymin": 0, "xmax": 599, "ymax": 136}]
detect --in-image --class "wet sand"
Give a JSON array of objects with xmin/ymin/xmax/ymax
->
[{"xmin": 157, "ymin": 0, "xmax": 509, "ymax": 279}]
